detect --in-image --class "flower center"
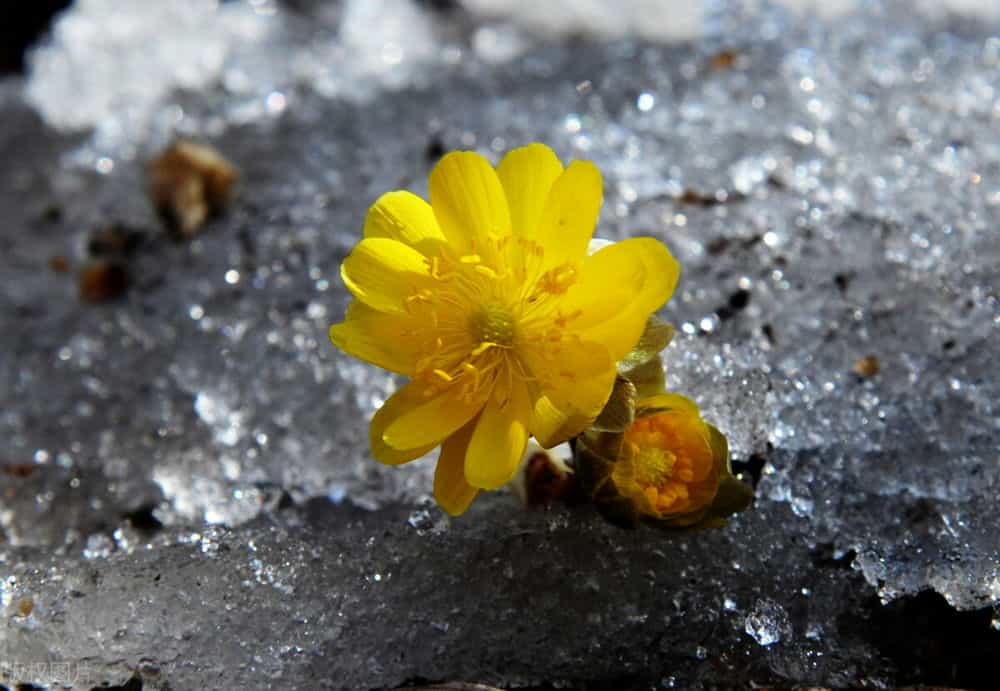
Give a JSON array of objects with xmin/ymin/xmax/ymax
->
[
  {"xmin": 471, "ymin": 302, "xmax": 516, "ymax": 347},
  {"xmin": 610, "ymin": 412, "xmax": 720, "ymax": 517},
  {"xmin": 632, "ymin": 445, "xmax": 677, "ymax": 486}
]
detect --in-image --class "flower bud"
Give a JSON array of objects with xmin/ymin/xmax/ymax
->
[{"xmin": 576, "ymin": 393, "xmax": 752, "ymax": 530}]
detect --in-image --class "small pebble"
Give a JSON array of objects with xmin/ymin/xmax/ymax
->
[
  {"xmin": 49, "ymin": 255, "xmax": 70, "ymax": 273},
  {"xmin": 709, "ymin": 48, "xmax": 739, "ymax": 70},
  {"xmin": 88, "ymin": 223, "xmax": 144, "ymax": 257},
  {"xmin": 79, "ymin": 261, "xmax": 129, "ymax": 303},
  {"xmin": 18, "ymin": 596, "xmax": 34, "ymax": 617},
  {"xmin": 2, "ymin": 463, "xmax": 37, "ymax": 477},
  {"xmin": 852, "ymin": 355, "xmax": 880, "ymax": 378}
]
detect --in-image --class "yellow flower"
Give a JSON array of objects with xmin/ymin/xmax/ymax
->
[
  {"xmin": 612, "ymin": 394, "xmax": 720, "ymax": 520},
  {"xmin": 329, "ymin": 143, "xmax": 679, "ymax": 515},
  {"xmin": 575, "ymin": 391, "xmax": 752, "ymax": 530}
]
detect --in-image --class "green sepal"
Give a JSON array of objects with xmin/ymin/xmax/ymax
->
[
  {"xmin": 617, "ymin": 315, "xmax": 675, "ymax": 374},
  {"xmin": 706, "ymin": 421, "xmax": 729, "ymax": 463},
  {"xmin": 574, "ymin": 434, "xmax": 637, "ymax": 527},
  {"xmin": 577, "ymin": 428, "xmax": 624, "ymax": 468},
  {"xmin": 709, "ymin": 475, "xmax": 755, "ymax": 519},
  {"xmin": 621, "ymin": 355, "xmax": 666, "ymax": 399},
  {"xmin": 591, "ymin": 316, "xmax": 673, "ymax": 436},
  {"xmin": 702, "ymin": 423, "xmax": 753, "ymax": 518},
  {"xmin": 590, "ymin": 377, "xmax": 637, "ymax": 433}
]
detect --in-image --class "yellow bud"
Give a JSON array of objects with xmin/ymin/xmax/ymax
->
[
  {"xmin": 576, "ymin": 392, "xmax": 753, "ymax": 531},
  {"xmin": 612, "ymin": 405, "xmax": 719, "ymax": 520}
]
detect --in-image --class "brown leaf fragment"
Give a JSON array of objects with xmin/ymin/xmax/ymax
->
[{"xmin": 148, "ymin": 140, "xmax": 238, "ymax": 237}]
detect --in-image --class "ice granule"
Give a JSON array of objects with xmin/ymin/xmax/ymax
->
[{"xmin": 745, "ymin": 598, "xmax": 793, "ymax": 646}]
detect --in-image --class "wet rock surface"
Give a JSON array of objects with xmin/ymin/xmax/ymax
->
[{"xmin": 2, "ymin": 1, "xmax": 999, "ymax": 688}]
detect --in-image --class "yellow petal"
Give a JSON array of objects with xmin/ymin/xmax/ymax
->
[
  {"xmin": 565, "ymin": 237, "xmax": 680, "ymax": 360},
  {"xmin": 340, "ymin": 237, "xmax": 431, "ymax": 314},
  {"xmin": 496, "ymin": 143, "xmax": 564, "ymax": 239},
  {"xmin": 523, "ymin": 340, "xmax": 617, "ymax": 447},
  {"xmin": 429, "ymin": 151, "xmax": 512, "ymax": 254},
  {"xmin": 535, "ymin": 160, "xmax": 603, "ymax": 268},
  {"xmin": 433, "ymin": 419, "xmax": 479, "ymax": 515},
  {"xmin": 368, "ymin": 382, "xmax": 441, "ymax": 465},
  {"xmin": 328, "ymin": 301, "xmax": 420, "ymax": 375},
  {"xmin": 531, "ymin": 395, "xmax": 595, "ymax": 449},
  {"xmin": 381, "ymin": 380, "xmax": 486, "ymax": 453},
  {"xmin": 363, "ymin": 190, "xmax": 445, "ymax": 253},
  {"xmin": 570, "ymin": 237, "xmax": 678, "ymax": 321},
  {"xmin": 465, "ymin": 380, "xmax": 530, "ymax": 489},
  {"xmin": 623, "ymin": 237, "xmax": 680, "ymax": 313}
]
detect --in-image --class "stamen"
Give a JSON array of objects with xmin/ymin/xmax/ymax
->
[
  {"xmin": 509, "ymin": 355, "xmax": 537, "ymax": 382},
  {"xmin": 405, "ymin": 290, "xmax": 433, "ymax": 312},
  {"xmin": 537, "ymin": 263, "xmax": 577, "ymax": 296},
  {"xmin": 428, "ymin": 256, "xmax": 442, "ymax": 279},
  {"xmin": 415, "ymin": 355, "xmax": 435, "ymax": 373},
  {"xmin": 462, "ymin": 362, "xmax": 481, "ymax": 390}
]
